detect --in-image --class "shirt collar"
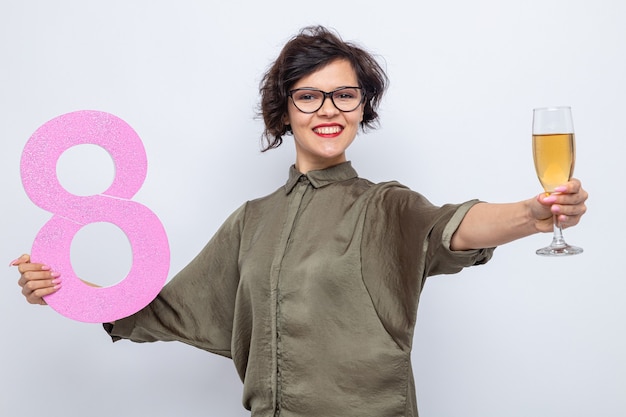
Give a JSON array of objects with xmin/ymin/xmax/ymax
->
[{"xmin": 283, "ymin": 161, "xmax": 358, "ymax": 194}]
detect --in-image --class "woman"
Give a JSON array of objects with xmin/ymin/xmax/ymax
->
[{"xmin": 13, "ymin": 26, "xmax": 587, "ymax": 417}]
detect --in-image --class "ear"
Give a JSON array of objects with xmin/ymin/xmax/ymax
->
[{"xmin": 283, "ymin": 113, "xmax": 290, "ymax": 126}]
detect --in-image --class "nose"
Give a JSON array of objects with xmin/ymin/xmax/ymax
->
[{"xmin": 317, "ymin": 94, "xmax": 340, "ymax": 116}]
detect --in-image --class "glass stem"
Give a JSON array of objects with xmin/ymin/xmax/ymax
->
[{"xmin": 551, "ymin": 214, "xmax": 567, "ymax": 248}]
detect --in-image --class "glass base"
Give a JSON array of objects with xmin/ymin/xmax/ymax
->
[{"xmin": 536, "ymin": 243, "xmax": 583, "ymax": 257}]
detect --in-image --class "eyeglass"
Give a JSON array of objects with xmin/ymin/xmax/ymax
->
[{"xmin": 288, "ymin": 86, "xmax": 365, "ymax": 114}]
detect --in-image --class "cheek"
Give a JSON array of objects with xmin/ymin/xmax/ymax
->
[
  {"xmin": 285, "ymin": 106, "xmax": 308, "ymax": 128},
  {"xmin": 352, "ymin": 108, "xmax": 365, "ymax": 126}
]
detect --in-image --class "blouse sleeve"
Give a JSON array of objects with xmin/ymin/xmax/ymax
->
[
  {"xmin": 105, "ymin": 203, "xmax": 247, "ymax": 359},
  {"xmin": 360, "ymin": 183, "xmax": 494, "ymax": 351}
]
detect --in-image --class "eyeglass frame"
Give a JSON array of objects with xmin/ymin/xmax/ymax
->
[{"xmin": 288, "ymin": 86, "xmax": 366, "ymax": 114}]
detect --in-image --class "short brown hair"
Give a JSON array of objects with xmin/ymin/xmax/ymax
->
[{"xmin": 259, "ymin": 26, "xmax": 389, "ymax": 151}]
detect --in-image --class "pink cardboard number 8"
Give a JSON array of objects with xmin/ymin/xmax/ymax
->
[{"xmin": 21, "ymin": 110, "xmax": 170, "ymax": 323}]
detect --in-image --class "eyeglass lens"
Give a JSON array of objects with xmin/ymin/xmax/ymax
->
[{"xmin": 290, "ymin": 87, "xmax": 363, "ymax": 113}]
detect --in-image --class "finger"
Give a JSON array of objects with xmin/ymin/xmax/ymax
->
[
  {"xmin": 9, "ymin": 254, "xmax": 30, "ymax": 267},
  {"xmin": 543, "ymin": 187, "xmax": 588, "ymax": 208},
  {"xmin": 557, "ymin": 213, "xmax": 583, "ymax": 228},
  {"xmin": 23, "ymin": 287, "xmax": 51, "ymax": 305},
  {"xmin": 551, "ymin": 202, "xmax": 587, "ymax": 218},
  {"xmin": 537, "ymin": 192, "xmax": 557, "ymax": 207},
  {"xmin": 19, "ymin": 269, "xmax": 60, "ymax": 286},
  {"xmin": 22, "ymin": 279, "xmax": 60, "ymax": 304},
  {"xmin": 17, "ymin": 262, "xmax": 51, "ymax": 275},
  {"xmin": 24, "ymin": 287, "xmax": 56, "ymax": 305},
  {"xmin": 549, "ymin": 188, "xmax": 588, "ymax": 214},
  {"xmin": 552, "ymin": 204, "xmax": 587, "ymax": 228},
  {"xmin": 555, "ymin": 178, "xmax": 582, "ymax": 194},
  {"xmin": 560, "ymin": 184, "xmax": 588, "ymax": 202},
  {"xmin": 22, "ymin": 277, "xmax": 61, "ymax": 293}
]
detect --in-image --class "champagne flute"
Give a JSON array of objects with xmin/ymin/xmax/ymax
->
[{"xmin": 532, "ymin": 106, "xmax": 583, "ymax": 256}]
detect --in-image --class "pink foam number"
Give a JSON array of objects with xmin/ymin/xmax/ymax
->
[{"xmin": 20, "ymin": 110, "xmax": 170, "ymax": 323}]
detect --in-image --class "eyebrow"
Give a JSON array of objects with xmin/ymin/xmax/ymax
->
[{"xmin": 290, "ymin": 86, "xmax": 358, "ymax": 91}]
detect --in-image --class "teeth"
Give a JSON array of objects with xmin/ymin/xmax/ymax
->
[{"xmin": 314, "ymin": 126, "xmax": 342, "ymax": 134}]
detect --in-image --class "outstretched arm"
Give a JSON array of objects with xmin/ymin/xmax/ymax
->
[{"xmin": 450, "ymin": 179, "xmax": 588, "ymax": 251}]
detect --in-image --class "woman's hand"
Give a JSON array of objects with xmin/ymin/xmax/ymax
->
[
  {"xmin": 531, "ymin": 178, "xmax": 588, "ymax": 233},
  {"xmin": 10, "ymin": 254, "xmax": 61, "ymax": 305}
]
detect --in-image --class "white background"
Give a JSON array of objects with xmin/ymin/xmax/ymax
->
[{"xmin": 1, "ymin": 1, "xmax": 624, "ymax": 416}]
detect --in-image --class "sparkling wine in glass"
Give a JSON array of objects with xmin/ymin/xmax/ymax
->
[{"xmin": 532, "ymin": 106, "xmax": 583, "ymax": 256}]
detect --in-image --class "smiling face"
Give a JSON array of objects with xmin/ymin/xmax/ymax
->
[{"xmin": 285, "ymin": 59, "xmax": 364, "ymax": 173}]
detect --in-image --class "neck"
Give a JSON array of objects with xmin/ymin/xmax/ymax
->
[{"xmin": 295, "ymin": 156, "xmax": 347, "ymax": 174}]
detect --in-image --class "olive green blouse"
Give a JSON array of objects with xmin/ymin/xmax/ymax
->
[{"xmin": 107, "ymin": 162, "xmax": 493, "ymax": 417}]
